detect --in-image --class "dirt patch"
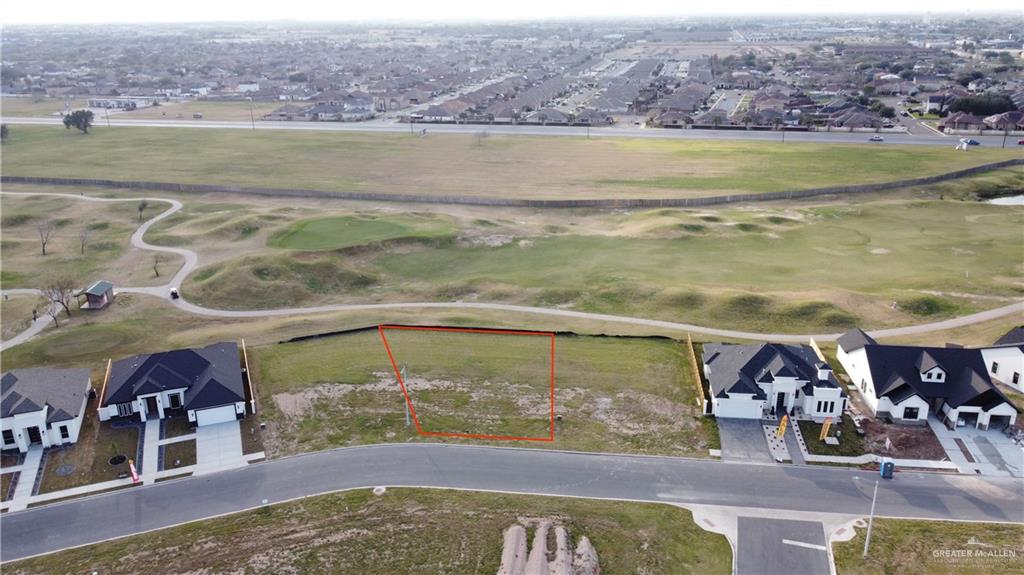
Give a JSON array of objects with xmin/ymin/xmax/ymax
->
[{"xmin": 860, "ymin": 419, "xmax": 947, "ymax": 460}]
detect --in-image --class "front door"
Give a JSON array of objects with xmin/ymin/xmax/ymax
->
[
  {"xmin": 26, "ymin": 426, "xmax": 42, "ymax": 445},
  {"xmin": 145, "ymin": 396, "xmax": 159, "ymax": 416},
  {"xmin": 774, "ymin": 393, "xmax": 786, "ymax": 415}
]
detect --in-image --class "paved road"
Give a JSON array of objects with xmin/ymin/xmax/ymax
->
[
  {"xmin": 7, "ymin": 115, "xmax": 1021, "ymax": 148},
  {"xmin": 1, "ymin": 443, "xmax": 1021, "ymax": 562},
  {"xmin": 1, "ymin": 190, "xmax": 1022, "ymax": 351},
  {"xmin": 737, "ymin": 517, "xmax": 831, "ymax": 575}
]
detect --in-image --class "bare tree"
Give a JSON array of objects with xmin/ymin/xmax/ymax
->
[
  {"xmin": 37, "ymin": 220, "xmax": 56, "ymax": 256},
  {"xmin": 138, "ymin": 200, "xmax": 149, "ymax": 222},
  {"xmin": 45, "ymin": 304, "xmax": 61, "ymax": 328},
  {"xmin": 153, "ymin": 253, "xmax": 163, "ymax": 278},
  {"xmin": 79, "ymin": 226, "xmax": 92, "ymax": 255},
  {"xmin": 41, "ymin": 275, "xmax": 77, "ymax": 318}
]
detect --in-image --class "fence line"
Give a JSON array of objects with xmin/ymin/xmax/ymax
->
[{"xmin": 3, "ymin": 157, "xmax": 1021, "ymax": 209}]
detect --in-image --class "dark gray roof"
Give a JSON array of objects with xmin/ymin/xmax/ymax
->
[
  {"xmin": 837, "ymin": 328, "xmax": 877, "ymax": 353},
  {"xmin": 861, "ymin": 344, "xmax": 1013, "ymax": 409},
  {"xmin": 702, "ymin": 343, "xmax": 843, "ymax": 399},
  {"xmin": 993, "ymin": 326, "xmax": 1024, "ymax": 347},
  {"xmin": 1, "ymin": 368, "xmax": 91, "ymax": 423},
  {"xmin": 80, "ymin": 280, "xmax": 113, "ymax": 297},
  {"xmin": 104, "ymin": 342, "xmax": 244, "ymax": 411}
]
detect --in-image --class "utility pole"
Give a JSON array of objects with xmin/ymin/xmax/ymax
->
[
  {"xmin": 1002, "ymin": 130, "xmax": 1008, "ymax": 149},
  {"xmin": 105, "ymin": 107, "xmax": 111, "ymax": 128},
  {"xmin": 247, "ymin": 97, "xmax": 255, "ymax": 130},
  {"xmin": 863, "ymin": 479, "xmax": 879, "ymax": 558}
]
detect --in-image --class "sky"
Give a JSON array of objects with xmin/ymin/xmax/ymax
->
[{"xmin": 2, "ymin": 0, "xmax": 1021, "ymax": 24}]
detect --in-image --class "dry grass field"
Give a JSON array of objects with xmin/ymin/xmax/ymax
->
[
  {"xmin": 0, "ymin": 97, "xmax": 87, "ymax": 117},
  {"xmin": 116, "ymin": 100, "xmax": 283, "ymax": 121}
]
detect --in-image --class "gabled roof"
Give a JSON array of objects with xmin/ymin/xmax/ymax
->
[
  {"xmin": 79, "ymin": 280, "xmax": 113, "ymax": 297},
  {"xmin": 993, "ymin": 326, "xmax": 1024, "ymax": 347},
  {"xmin": 860, "ymin": 343, "xmax": 1013, "ymax": 410},
  {"xmin": 104, "ymin": 342, "xmax": 244, "ymax": 411},
  {"xmin": 1, "ymin": 368, "xmax": 91, "ymax": 423},
  {"xmin": 702, "ymin": 343, "xmax": 843, "ymax": 400},
  {"xmin": 837, "ymin": 328, "xmax": 877, "ymax": 353}
]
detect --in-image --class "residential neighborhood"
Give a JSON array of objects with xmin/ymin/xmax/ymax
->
[{"xmin": 1, "ymin": 10, "xmax": 1023, "ymax": 575}]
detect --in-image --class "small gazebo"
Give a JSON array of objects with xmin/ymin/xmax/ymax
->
[{"xmin": 77, "ymin": 280, "xmax": 115, "ymax": 310}]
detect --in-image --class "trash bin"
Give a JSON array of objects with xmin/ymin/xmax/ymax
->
[{"xmin": 880, "ymin": 457, "xmax": 895, "ymax": 479}]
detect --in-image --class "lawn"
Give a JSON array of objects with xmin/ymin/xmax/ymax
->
[
  {"xmin": 833, "ymin": 519, "xmax": 1024, "ymax": 575},
  {"xmin": 252, "ymin": 330, "xmax": 712, "ymax": 457},
  {"xmin": 115, "ymin": 100, "xmax": 283, "ymax": 122},
  {"xmin": 799, "ymin": 416, "xmax": 865, "ymax": 457},
  {"xmin": 0, "ymin": 193, "xmax": 183, "ymax": 289},
  {"xmin": 1, "ymin": 472, "xmax": 12, "ymax": 501},
  {"xmin": 161, "ymin": 439, "xmax": 196, "ymax": 470},
  {"xmin": 2, "ymin": 125, "xmax": 1020, "ymax": 200},
  {"xmin": 37, "ymin": 403, "xmax": 139, "ymax": 493},
  {"xmin": 4, "ymin": 488, "xmax": 732, "ymax": 575},
  {"xmin": 0, "ymin": 294, "xmax": 46, "ymax": 340}
]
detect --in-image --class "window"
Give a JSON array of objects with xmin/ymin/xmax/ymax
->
[
  {"xmin": 116, "ymin": 402, "xmax": 133, "ymax": 417},
  {"xmin": 991, "ymin": 362, "xmax": 999, "ymax": 374},
  {"xmin": 904, "ymin": 407, "xmax": 920, "ymax": 420},
  {"xmin": 1014, "ymin": 372, "xmax": 1020, "ymax": 385},
  {"xmin": 2, "ymin": 430, "xmax": 13, "ymax": 445},
  {"xmin": 169, "ymin": 393, "xmax": 182, "ymax": 409},
  {"xmin": 59, "ymin": 426, "xmax": 70, "ymax": 439}
]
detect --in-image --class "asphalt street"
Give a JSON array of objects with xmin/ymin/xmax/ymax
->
[
  {"xmin": 1, "ymin": 443, "xmax": 1021, "ymax": 562},
  {"xmin": 737, "ymin": 517, "xmax": 831, "ymax": 575},
  {"xmin": 5, "ymin": 115, "xmax": 1021, "ymax": 148}
]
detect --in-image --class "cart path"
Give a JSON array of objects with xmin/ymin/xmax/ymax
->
[{"xmin": 1, "ymin": 190, "xmax": 1021, "ymax": 350}]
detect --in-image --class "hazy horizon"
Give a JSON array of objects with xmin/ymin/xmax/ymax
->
[{"xmin": 3, "ymin": 2, "xmax": 1022, "ymax": 26}]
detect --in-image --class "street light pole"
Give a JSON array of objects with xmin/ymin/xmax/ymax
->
[
  {"xmin": 247, "ymin": 97, "xmax": 255, "ymax": 130},
  {"xmin": 863, "ymin": 479, "xmax": 879, "ymax": 558}
]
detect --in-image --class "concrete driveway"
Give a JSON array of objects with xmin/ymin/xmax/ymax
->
[
  {"xmin": 737, "ymin": 517, "xmax": 831, "ymax": 575},
  {"xmin": 194, "ymin": 421, "xmax": 245, "ymax": 475},
  {"xmin": 718, "ymin": 418, "xmax": 773, "ymax": 463}
]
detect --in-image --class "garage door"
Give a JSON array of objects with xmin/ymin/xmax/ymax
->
[{"xmin": 195, "ymin": 405, "xmax": 237, "ymax": 426}]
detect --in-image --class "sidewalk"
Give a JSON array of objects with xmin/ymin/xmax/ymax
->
[
  {"xmin": 141, "ymin": 419, "xmax": 160, "ymax": 485},
  {"xmin": 6, "ymin": 446, "xmax": 43, "ymax": 512}
]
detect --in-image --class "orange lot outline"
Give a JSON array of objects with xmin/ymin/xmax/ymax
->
[{"xmin": 378, "ymin": 325, "xmax": 556, "ymax": 442}]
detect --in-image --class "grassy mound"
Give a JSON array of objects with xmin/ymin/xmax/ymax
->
[{"xmin": 269, "ymin": 214, "xmax": 454, "ymax": 250}]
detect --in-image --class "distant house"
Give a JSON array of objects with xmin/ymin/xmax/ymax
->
[
  {"xmin": 983, "ymin": 111, "xmax": 1024, "ymax": 131},
  {"xmin": 836, "ymin": 329, "xmax": 1018, "ymax": 429},
  {"xmin": 99, "ymin": 342, "xmax": 246, "ymax": 427},
  {"xmin": 981, "ymin": 327, "xmax": 1024, "ymax": 392},
  {"xmin": 938, "ymin": 111, "xmax": 985, "ymax": 131},
  {"xmin": 523, "ymin": 108, "xmax": 569, "ymax": 125},
  {"xmin": 1, "ymin": 368, "xmax": 91, "ymax": 453},
  {"xmin": 77, "ymin": 280, "xmax": 114, "ymax": 310},
  {"xmin": 701, "ymin": 343, "xmax": 846, "ymax": 420},
  {"xmin": 264, "ymin": 104, "xmax": 309, "ymax": 121}
]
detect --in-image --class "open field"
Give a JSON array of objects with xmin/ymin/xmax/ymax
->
[
  {"xmin": 0, "ymin": 193, "xmax": 183, "ymax": 289},
  {"xmin": 37, "ymin": 401, "xmax": 138, "ymax": 493},
  {"xmin": 2, "ymin": 125, "xmax": 1021, "ymax": 200},
  {"xmin": 833, "ymin": 519, "xmax": 1024, "ymax": 575},
  {"xmin": 252, "ymin": 329, "xmax": 712, "ymax": 457},
  {"xmin": 115, "ymin": 100, "xmax": 282, "ymax": 122},
  {"xmin": 5, "ymin": 488, "xmax": 731, "ymax": 575},
  {"xmin": 1, "ymin": 294, "xmax": 47, "ymax": 340},
  {"xmin": 0, "ymin": 97, "xmax": 88, "ymax": 117}
]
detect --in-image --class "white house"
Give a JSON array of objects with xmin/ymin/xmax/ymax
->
[
  {"xmin": 981, "ymin": 327, "xmax": 1024, "ymax": 392},
  {"xmin": 702, "ymin": 343, "xmax": 846, "ymax": 421},
  {"xmin": 1, "ymin": 368, "xmax": 91, "ymax": 453},
  {"xmin": 837, "ymin": 329, "xmax": 1018, "ymax": 430},
  {"xmin": 99, "ymin": 342, "xmax": 246, "ymax": 427}
]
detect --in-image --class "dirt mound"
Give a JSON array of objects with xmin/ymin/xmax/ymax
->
[{"xmin": 496, "ymin": 518, "xmax": 600, "ymax": 575}]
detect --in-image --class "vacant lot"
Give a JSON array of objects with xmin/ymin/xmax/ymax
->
[
  {"xmin": 253, "ymin": 330, "xmax": 712, "ymax": 457},
  {"xmin": 116, "ymin": 100, "xmax": 282, "ymax": 121},
  {"xmin": 834, "ymin": 519, "xmax": 1024, "ymax": 575},
  {"xmin": 3, "ymin": 125, "xmax": 1020, "ymax": 199},
  {"xmin": 0, "ymin": 193, "xmax": 183, "ymax": 289},
  {"xmin": 6, "ymin": 488, "xmax": 731, "ymax": 575},
  {"xmin": 0, "ymin": 97, "xmax": 88, "ymax": 117}
]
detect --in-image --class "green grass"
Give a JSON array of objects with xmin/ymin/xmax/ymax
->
[
  {"xmin": 269, "ymin": 214, "xmax": 454, "ymax": 250},
  {"xmin": 253, "ymin": 330, "xmax": 713, "ymax": 457},
  {"xmin": 2, "ymin": 125, "xmax": 1019, "ymax": 200},
  {"xmin": 798, "ymin": 416, "xmax": 865, "ymax": 457},
  {"xmin": 5, "ymin": 488, "xmax": 731, "ymax": 575},
  {"xmin": 833, "ymin": 519, "xmax": 1024, "ymax": 575}
]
